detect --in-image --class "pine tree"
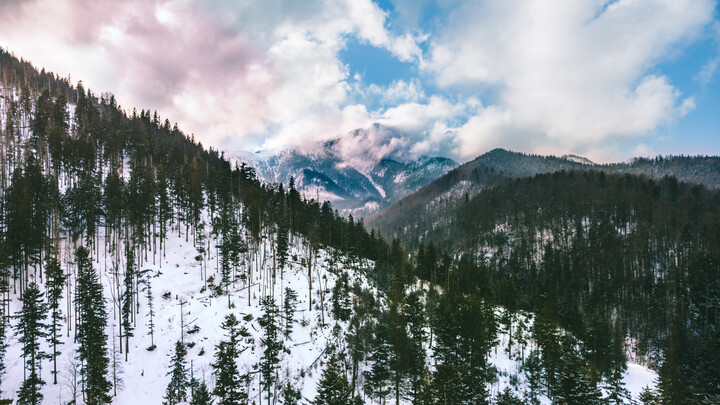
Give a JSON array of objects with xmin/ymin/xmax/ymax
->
[
  {"xmin": 122, "ymin": 243, "xmax": 134, "ymax": 360},
  {"xmin": 281, "ymin": 380, "xmax": 302, "ymax": 405},
  {"xmin": 403, "ymin": 290, "xmax": 426, "ymax": 399},
  {"xmin": 659, "ymin": 316, "xmax": 691, "ymax": 404},
  {"xmin": 164, "ymin": 340, "xmax": 188, "ymax": 405},
  {"xmin": 494, "ymin": 387, "xmax": 524, "ymax": 405},
  {"xmin": 145, "ymin": 274, "xmax": 157, "ymax": 351},
  {"xmin": 314, "ymin": 353, "xmax": 359, "ymax": 405},
  {"xmin": 602, "ymin": 362, "xmax": 630, "ymax": 404},
  {"xmin": 259, "ymin": 296, "xmax": 282, "ymax": 405},
  {"xmin": 45, "ymin": 256, "xmax": 65, "ymax": 384},
  {"xmin": 275, "ymin": 219, "xmax": 289, "ymax": 274},
  {"xmin": 330, "ymin": 272, "xmax": 351, "ymax": 322},
  {"xmin": 190, "ymin": 379, "xmax": 213, "ymax": 405},
  {"xmin": 15, "ymin": 282, "xmax": 48, "ymax": 405},
  {"xmin": 75, "ymin": 246, "xmax": 112, "ymax": 404},
  {"xmin": 555, "ymin": 335, "xmax": 602, "ymax": 405},
  {"xmin": 212, "ymin": 314, "xmax": 247, "ymax": 405},
  {"xmin": 283, "ymin": 288, "xmax": 298, "ymax": 340},
  {"xmin": 638, "ymin": 386, "xmax": 661, "ymax": 404},
  {"xmin": 430, "ymin": 292, "xmax": 497, "ymax": 404},
  {"xmin": 364, "ymin": 320, "xmax": 391, "ymax": 403}
]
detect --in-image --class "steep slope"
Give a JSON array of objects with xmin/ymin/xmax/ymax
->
[
  {"xmin": 1, "ymin": 211, "xmax": 378, "ymax": 403},
  {"xmin": 0, "ymin": 49, "xmax": 682, "ymax": 404},
  {"xmin": 397, "ymin": 171, "xmax": 720, "ymax": 397}
]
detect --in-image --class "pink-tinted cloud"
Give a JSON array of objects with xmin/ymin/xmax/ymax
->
[{"xmin": 0, "ymin": 0, "xmax": 424, "ymax": 152}]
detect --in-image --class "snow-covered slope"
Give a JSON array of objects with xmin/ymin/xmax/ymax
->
[
  {"xmin": 0, "ymin": 210, "xmax": 658, "ymax": 404},
  {"xmin": 1, "ymin": 209, "xmax": 377, "ymax": 404}
]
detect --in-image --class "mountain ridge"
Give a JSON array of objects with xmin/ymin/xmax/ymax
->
[
  {"xmin": 233, "ymin": 130, "xmax": 457, "ymax": 217},
  {"xmin": 366, "ymin": 148, "xmax": 720, "ymax": 241}
]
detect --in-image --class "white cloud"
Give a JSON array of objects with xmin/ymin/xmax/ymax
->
[
  {"xmin": 0, "ymin": 0, "xmax": 715, "ymax": 164},
  {"xmin": 0, "ymin": 0, "xmax": 421, "ymax": 151},
  {"xmin": 425, "ymin": 0, "xmax": 715, "ymax": 160},
  {"xmin": 366, "ymin": 78, "xmax": 426, "ymax": 104}
]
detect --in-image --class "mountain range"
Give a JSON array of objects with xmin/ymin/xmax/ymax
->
[{"xmin": 233, "ymin": 125, "xmax": 457, "ymax": 218}]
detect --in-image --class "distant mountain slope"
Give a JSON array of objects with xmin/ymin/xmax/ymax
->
[
  {"xmin": 366, "ymin": 148, "xmax": 720, "ymax": 242},
  {"xmin": 234, "ymin": 126, "xmax": 457, "ymax": 218}
]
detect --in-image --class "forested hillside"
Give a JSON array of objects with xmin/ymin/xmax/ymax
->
[
  {"xmin": 367, "ymin": 148, "xmax": 720, "ymax": 242},
  {"xmin": 409, "ymin": 171, "xmax": 720, "ymax": 403},
  {"xmin": 0, "ymin": 49, "xmax": 393, "ymax": 404},
  {"xmin": 1, "ymin": 48, "xmax": 709, "ymax": 405}
]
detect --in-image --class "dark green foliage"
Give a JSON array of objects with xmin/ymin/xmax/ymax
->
[
  {"xmin": 363, "ymin": 319, "xmax": 391, "ymax": 403},
  {"xmin": 330, "ymin": 271, "xmax": 351, "ymax": 322},
  {"xmin": 145, "ymin": 274, "xmax": 157, "ymax": 351},
  {"xmin": 314, "ymin": 353, "xmax": 359, "ymax": 405},
  {"xmin": 554, "ymin": 335, "xmax": 602, "ymax": 405},
  {"xmin": 430, "ymin": 291, "xmax": 497, "ymax": 404},
  {"xmin": 283, "ymin": 288, "xmax": 298, "ymax": 340},
  {"xmin": 281, "ymin": 380, "xmax": 302, "ymax": 405},
  {"xmin": 63, "ymin": 171, "xmax": 103, "ymax": 243},
  {"xmin": 5, "ymin": 157, "xmax": 51, "ymax": 279},
  {"xmin": 658, "ymin": 317, "xmax": 691, "ymax": 404},
  {"xmin": 164, "ymin": 341, "xmax": 188, "ymax": 405},
  {"xmin": 258, "ymin": 296, "xmax": 282, "ymax": 405},
  {"xmin": 102, "ymin": 170, "xmax": 124, "ymax": 231},
  {"xmin": 122, "ymin": 244, "xmax": 135, "ymax": 359},
  {"xmin": 212, "ymin": 314, "xmax": 248, "ymax": 405},
  {"xmin": 15, "ymin": 282, "xmax": 47, "ymax": 405},
  {"xmin": 275, "ymin": 192, "xmax": 289, "ymax": 273},
  {"xmin": 494, "ymin": 387, "xmax": 524, "ymax": 405},
  {"xmin": 403, "ymin": 290, "xmax": 426, "ymax": 397},
  {"xmin": 638, "ymin": 386, "xmax": 661, "ymax": 404},
  {"xmin": 75, "ymin": 246, "xmax": 112, "ymax": 404},
  {"xmin": 45, "ymin": 256, "xmax": 65, "ymax": 384},
  {"xmin": 190, "ymin": 379, "xmax": 213, "ymax": 405}
]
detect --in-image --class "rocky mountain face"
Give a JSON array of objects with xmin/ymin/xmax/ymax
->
[{"xmin": 234, "ymin": 126, "xmax": 457, "ymax": 218}]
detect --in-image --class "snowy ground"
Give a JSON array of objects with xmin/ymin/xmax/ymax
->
[
  {"xmin": 487, "ymin": 309, "xmax": 657, "ymax": 403},
  {"xmin": 1, "ymin": 218, "xmax": 375, "ymax": 404},
  {"xmin": 1, "ymin": 216, "xmax": 657, "ymax": 404}
]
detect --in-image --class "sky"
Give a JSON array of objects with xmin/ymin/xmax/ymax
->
[{"xmin": 0, "ymin": 0, "xmax": 718, "ymax": 163}]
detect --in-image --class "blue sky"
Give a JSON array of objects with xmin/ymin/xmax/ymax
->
[{"xmin": 0, "ymin": 0, "xmax": 718, "ymax": 163}]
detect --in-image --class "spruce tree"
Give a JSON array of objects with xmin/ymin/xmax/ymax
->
[
  {"xmin": 281, "ymin": 380, "xmax": 302, "ymax": 405},
  {"xmin": 75, "ymin": 246, "xmax": 112, "ymax": 404},
  {"xmin": 258, "ymin": 296, "xmax": 282, "ymax": 405},
  {"xmin": 638, "ymin": 387, "xmax": 661, "ymax": 405},
  {"xmin": 190, "ymin": 379, "xmax": 213, "ymax": 405},
  {"xmin": 145, "ymin": 274, "xmax": 157, "ymax": 351},
  {"xmin": 330, "ymin": 272, "xmax": 351, "ymax": 322},
  {"xmin": 494, "ymin": 387, "xmax": 524, "ymax": 405},
  {"xmin": 15, "ymin": 282, "xmax": 48, "ymax": 405},
  {"xmin": 403, "ymin": 290, "xmax": 426, "ymax": 399},
  {"xmin": 364, "ymin": 320, "xmax": 391, "ymax": 403},
  {"xmin": 555, "ymin": 335, "xmax": 602, "ymax": 405},
  {"xmin": 212, "ymin": 314, "xmax": 247, "ymax": 405},
  {"xmin": 45, "ymin": 256, "xmax": 65, "ymax": 384},
  {"xmin": 122, "ymin": 244, "xmax": 134, "ymax": 360},
  {"xmin": 164, "ymin": 340, "xmax": 188, "ymax": 405},
  {"xmin": 275, "ymin": 219, "xmax": 289, "ymax": 274},
  {"xmin": 659, "ymin": 316, "xmax": 691, "ymax": 404},
  {"xmin": 283, "ymin": 288, "xmax": 298, "ymax": 340},
  {"xmin": 314, "ymin": 353, "xmax": 359, "ymax": 405}
]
